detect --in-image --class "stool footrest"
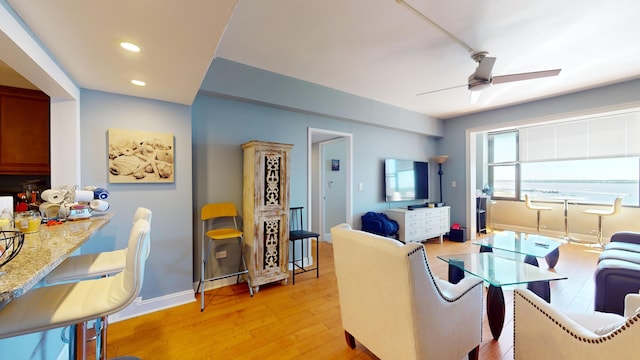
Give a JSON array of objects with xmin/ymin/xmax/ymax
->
[{"xmin": 201, "ymin": 269, "xmax": 249, "ymax": 283}]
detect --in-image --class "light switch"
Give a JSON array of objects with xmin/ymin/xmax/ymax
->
[
  {"xmin": 358, "ymin": 182, "xmax": 364, "ymax": 190},
  {"xmin": 451, "ymin": 181, "xmax": 457, "ymax": 188}
]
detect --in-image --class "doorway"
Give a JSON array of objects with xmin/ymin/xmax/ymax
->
[{"xmin": 308, "ymin": 128, "xmax": 353, "ymax": 241}]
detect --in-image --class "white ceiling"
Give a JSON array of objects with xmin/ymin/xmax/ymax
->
[{"xmin": 4, "ymin": 0, "xmax": 640, "ymax": 119}]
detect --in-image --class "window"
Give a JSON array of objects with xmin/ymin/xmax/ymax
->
[
  {"xmin": 488, "ymin": 131, "xmax": 519, "ymax": 200},
  {"xmin": 488, "ymin": 126, "xmax": 640, "ymax": 206}
]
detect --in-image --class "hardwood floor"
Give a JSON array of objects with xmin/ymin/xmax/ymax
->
[{"xmin": 105, "ymin": 232, "xmax": 601, "ymax": 360}]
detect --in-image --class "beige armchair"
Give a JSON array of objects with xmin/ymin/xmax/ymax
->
[
  {"xmin": 514, "ymin": 288, "xmax": 640, "ymax": 359},
  {"xmin": 331, "ymin": 224, "xmax": 483, "ymax": 360}
]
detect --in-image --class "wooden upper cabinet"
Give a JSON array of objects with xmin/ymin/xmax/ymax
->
[{"xmin": 0, "ymin": 86, "xmax": 50, "ymax": 175}]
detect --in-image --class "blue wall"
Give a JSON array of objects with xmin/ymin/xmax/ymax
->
[
  {"xmin": 79, "ymin": 89, "xmax": 194, "ymax": 300},
  {"xmin": 191, "ymin": 89, "xmax": 440, "ymax": 281}
]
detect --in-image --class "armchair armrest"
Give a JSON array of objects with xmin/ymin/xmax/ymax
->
[
  {"xmin": 610, "ymin": 232, "xmax": 640, "ymax": 245},
  {"xmin": 436, "ymin": 276, "xmax": 483, "ymax": 300},
  {"xmin": 624, "ymin": 291, "xmax": 640, "ymax": 318}
]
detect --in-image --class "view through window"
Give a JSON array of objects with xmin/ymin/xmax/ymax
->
[
  {"xmin": 520, "ymin": 158, "xmax": 639, "ymax": 206},
  {"xmin": 488, "ymin": 131, "xmax": 640, "ymax": 206}
]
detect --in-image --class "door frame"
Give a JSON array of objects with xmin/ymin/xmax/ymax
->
[{"xmin": 308, "ymin": 128, "xmax": 353, "ymax": 241}]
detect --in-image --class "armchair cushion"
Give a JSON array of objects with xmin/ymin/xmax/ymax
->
[
  {"xmin": 604, "ymin": 241, "xmax": 640, "ymax": 253},
  {"xmin": 565, "ymin": 312, "xmax": 625, "ymax": 335},
  {"xmin": 598, "ymin": 249, "xmax": 640, "ymax": 264}
]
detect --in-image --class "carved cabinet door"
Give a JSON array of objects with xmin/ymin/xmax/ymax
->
[{"xmin": 242, "ymin": 140, "xmax": 292, "ymax": 292}]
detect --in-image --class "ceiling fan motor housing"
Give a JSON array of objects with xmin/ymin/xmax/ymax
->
[{"xmin": 468, "ymin": 74, "xmax": 491, "ymax": 91}]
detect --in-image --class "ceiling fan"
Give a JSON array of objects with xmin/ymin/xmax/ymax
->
[
  {"xmin": 418, "ymin": 51, "xmax": 561, "ymax": 102},
  {"xmin": 396, "ymin": 0, "xmax": 561, "ymax": 102}
]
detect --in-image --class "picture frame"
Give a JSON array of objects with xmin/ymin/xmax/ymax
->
[
  {"xmin": 108, "ymin": 128, "xmax": 175, "ymax": 183},
  {"xmin": 331, "ymin": 159, "xmax": 340, "ymax": 171}
]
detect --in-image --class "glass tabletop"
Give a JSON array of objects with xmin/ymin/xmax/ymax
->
[
  {"xmin": 437, "ymin": 252, "xmax": 567, "ymax": 287},
  {"xmin": 472, "ymin": 231, "xmax": 561, "ymax": 258}
]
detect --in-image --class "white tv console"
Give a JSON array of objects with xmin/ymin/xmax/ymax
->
[{"xmin": 385, "ymin": 206, "xmax": 450, "ymax": 244}]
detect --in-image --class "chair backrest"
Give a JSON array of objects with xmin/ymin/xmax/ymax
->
[
  {"xmin": 524, "ymin": 193, "xmax": 533, "ymax": 209},
  {"xmin": 331, "ymin": 223, "xmax": 482, "ymax": 360},
  {"xmin": 289, "ymin": 206, "xmax": 305, "ymax": 231},
  {"xmin": 121, "ymin": 218, "xmax": 151, "ymax": 298},
  {"xmin": 133, "ymin": 207, "xmax": 152, "ymax": 223},
  {"xmin": 611, "ymin": 196, "xmax": 623, "ymax": 216},
  {"xmin": 201, "ymin": 202, "xmax": 238, "ymax": 221}
]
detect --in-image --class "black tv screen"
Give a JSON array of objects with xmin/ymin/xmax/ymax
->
[{"xmin": 384, "ymin": 158, "xmax": 429, "ymax": 202}]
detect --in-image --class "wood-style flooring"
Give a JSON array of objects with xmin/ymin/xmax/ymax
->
[{"xmin": 105, "ymin": 232, "xmax": 602, "ymax": 359}]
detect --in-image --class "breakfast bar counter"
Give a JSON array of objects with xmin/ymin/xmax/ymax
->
[{"xmin": 0, "ymin": 213, "xmax": 113, "ymax": 302}]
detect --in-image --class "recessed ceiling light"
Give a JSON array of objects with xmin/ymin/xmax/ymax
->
[
  {"xmin": 131, "ymin": 80, "xmax": 146, "ymax": 87},
  {"xmin": 120, "ymin": 42, "xmax": 141, "ymax": 53}
]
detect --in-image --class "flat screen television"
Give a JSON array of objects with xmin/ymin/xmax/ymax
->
[{"xmin": 384, "ymin": 158, "xmax": 429, "ymax": 202}]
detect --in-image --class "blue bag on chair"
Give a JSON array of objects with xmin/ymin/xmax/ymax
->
[{"xmin": 361, "ymin": 212, "xmax": 399, "ymax": 237}]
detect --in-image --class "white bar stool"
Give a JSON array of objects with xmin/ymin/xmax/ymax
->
[
  {"xmin": 43, "ymin": 207, "xmax": 151, "ymax": 358},
  {"xmin": 583, "ymin": 197, "xmax": 623, "ymax": 248},
  {"xmin": 0, "ymin": 219, "xmax": 151, "ymax": 360},
  {"xmin": 45, "ymin": 207, "xmax": 152, "ymax": 284},
  {"xmin": 524, "ymin": 194, "xmax": 552, "ymax": 234}
]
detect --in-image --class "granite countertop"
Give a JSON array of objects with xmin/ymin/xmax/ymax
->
[{"xmin": 0, "ymin": 213, "xmax": 113, "ymax": 302}]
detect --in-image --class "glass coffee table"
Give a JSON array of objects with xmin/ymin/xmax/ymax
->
[
  {"xmin": 438, "ymin": 252, "xmax": 567, "ymax": 340},
  {"xmin": 473, "ymin": 231, "xmax": 562, "ymax": 268}
]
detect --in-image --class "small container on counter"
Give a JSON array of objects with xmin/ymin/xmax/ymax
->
[
  {"xmin": 15, "ymin": 210, "xmax": 42, "ymax": 234},
  {"xmin": 0, "ymin": 208, "xmax": 12, "ymax": 231}
]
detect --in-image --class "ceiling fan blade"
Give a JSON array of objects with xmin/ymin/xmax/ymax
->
[
  {"xmin": 416, "ymin": 84, "xmax": 467, "ymax": 96},
  {"xmin": 492, "ymin": 69, "xmax": 561, "ymax": 84},
  {"xmin": 475, "ymin": 56, "xmax": 496, "ymax": 81}
]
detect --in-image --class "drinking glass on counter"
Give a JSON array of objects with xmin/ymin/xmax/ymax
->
[{"xmin": 14, "ymin": 211, "xmax": 42, "ymax": 234}]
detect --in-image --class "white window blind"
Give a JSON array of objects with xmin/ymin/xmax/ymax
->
[{"xmin": 519, "ymin": 111, "xmax": 640, "ymax": 162}]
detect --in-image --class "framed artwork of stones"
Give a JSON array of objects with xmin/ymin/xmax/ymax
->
[{"xmin": 108, "ymin": 128, "xmax": 174, "ymax": 183}]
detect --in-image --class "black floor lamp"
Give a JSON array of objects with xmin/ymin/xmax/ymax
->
[{"xmin": 430, "ymin": 155, "xmax": 449, "ymax": 204}]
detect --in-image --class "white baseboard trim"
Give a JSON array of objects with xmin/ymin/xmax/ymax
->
[{"xmin": 108, "ymin": 289, "xmax": 195, "ymax": 323}]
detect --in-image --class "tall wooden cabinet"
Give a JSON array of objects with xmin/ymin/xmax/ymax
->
[{"xmin": 241, "ymin": 140, "xmax": 293, "ymax": 292}]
